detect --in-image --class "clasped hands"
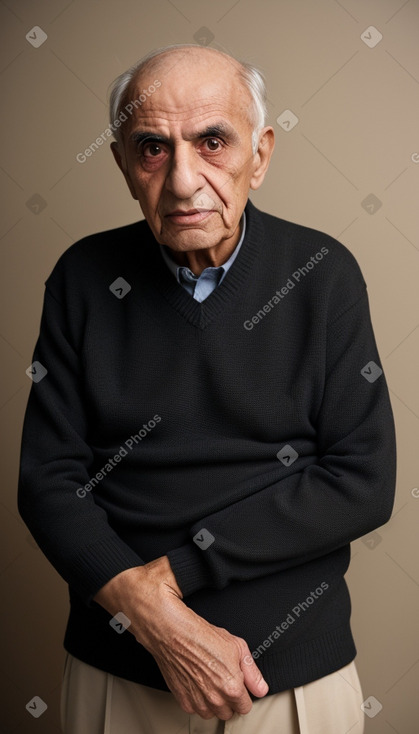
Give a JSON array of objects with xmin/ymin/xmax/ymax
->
[{"xmin": 94, "ymin": 556, "xmax": 269, "ymax": 721}]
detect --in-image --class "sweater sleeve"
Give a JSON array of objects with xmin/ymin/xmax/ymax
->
[
  {"xmin": 167, "ymin": 279, "xmax": 397, "ymax": 597},
  {"xmin": 18, "ymin": 283, "xmax": 144, "ymax": 605}
]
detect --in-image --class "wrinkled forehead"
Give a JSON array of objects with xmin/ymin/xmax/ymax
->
[{"xmin": 120, "ymin": 49, "xmax": 253, "ymax": 133}]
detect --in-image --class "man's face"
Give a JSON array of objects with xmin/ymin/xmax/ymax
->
[{"xmin": 112, "ymin": 49, "xmax": 273, "ymax": 256}]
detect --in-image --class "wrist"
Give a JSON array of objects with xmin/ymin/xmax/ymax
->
[
  {"xmin": 93, "ymin": 564, "xmax": 145, "ymax": 614},
  {"xmin": 145, "ymin": 555, "xmax": 184, "ymax": 599},
  {"xmin": 93, "ymin": 556, "xmax": 183, "ymax": 614}
]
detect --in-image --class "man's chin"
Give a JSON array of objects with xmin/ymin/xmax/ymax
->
[{"xmin": 158, "ymin": 224, "xmax": 224, "ymax": 252}]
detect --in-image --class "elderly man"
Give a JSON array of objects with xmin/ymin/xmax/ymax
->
[{"xmin": 19, "ymin": 44, "xmax": 396, "ymax": 734}]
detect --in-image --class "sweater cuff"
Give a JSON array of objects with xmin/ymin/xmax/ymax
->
[
  {"xmin": 166, "ymin": 543, "xmax": 213, "ymax": 597},
  {"xmin": 72, "ymin": 535, "xmax": 145, "ymax": 605}
]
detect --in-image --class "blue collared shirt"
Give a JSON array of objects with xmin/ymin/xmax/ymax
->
[{"xmin": 159, "ymin": 212, "xmax": 246, "ymax": 302}]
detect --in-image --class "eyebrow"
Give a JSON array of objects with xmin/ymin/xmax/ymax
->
[{"xmin": 129, "ymin": 122, "xmax": 240, "ymax": 146}]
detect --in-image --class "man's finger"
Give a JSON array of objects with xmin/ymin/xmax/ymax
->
[{"xmin": 240, "ymin": 653, "xmax": 269, "ymax": 697}]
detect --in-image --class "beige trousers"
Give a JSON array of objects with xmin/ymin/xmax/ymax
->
[{"xmin": 61, "ymin": 653, "xmax": 365, "ymax": 734}]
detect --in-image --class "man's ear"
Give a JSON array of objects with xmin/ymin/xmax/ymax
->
[
  {"xmin": 110, "ymin": 141, "xmax": 138, "ymax": 200},
  {"xmin": 249, "ymin": 127, "xmax": 275, "ymax": 191}
]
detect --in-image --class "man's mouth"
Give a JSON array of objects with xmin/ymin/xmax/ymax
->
[{"xmin": 165, "ymin": 209, "xmax": 214, "ymax": 225}]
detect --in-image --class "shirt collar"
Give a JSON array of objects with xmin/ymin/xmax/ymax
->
[{"xmin": 159, "ymin": 211, "xmax": 246, "ymax": 285}]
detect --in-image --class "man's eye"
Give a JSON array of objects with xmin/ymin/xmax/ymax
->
[
  {"xmin": 205, "ymin": 138, "xmax": 221, "ymax": 151},
  {"xmin": 143, "ymin": 143, "xmax": 163, "ymax": 157}
]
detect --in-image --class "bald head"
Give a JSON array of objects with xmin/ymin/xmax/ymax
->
[
  {"xmin": 138, "ymin": 46, "xmax": 243, "ymax": 87},
  {"xmin": 133, "ymin": 44, "xmax": 244, "ymax": 79}
]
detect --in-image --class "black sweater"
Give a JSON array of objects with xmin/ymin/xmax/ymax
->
[{"xmin": 18, "ymin": 200, "xmax": 396, "ymax": 694}]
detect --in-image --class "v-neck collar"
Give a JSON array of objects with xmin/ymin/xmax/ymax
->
[{"xmin": 144, "ymin": 199, "xmax": 265, "ymax": 330}]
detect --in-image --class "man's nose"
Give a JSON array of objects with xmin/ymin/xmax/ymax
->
[{"xmin": 165, "ymin": 143, "xmax": 203, "ymax": 199}]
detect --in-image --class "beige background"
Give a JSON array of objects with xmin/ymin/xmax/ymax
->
[{"xmin": 1, "ymin": 0, "xmax": 418, "ymax": 731}]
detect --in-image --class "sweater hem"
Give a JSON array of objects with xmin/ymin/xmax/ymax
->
[{"xmin": 63, "ymin": 621, "xmax": 356, "ymax": 695}]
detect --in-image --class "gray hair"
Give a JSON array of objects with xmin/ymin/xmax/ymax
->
[{"xmin": 109, "ymin": 44, "xmax": 267, "ymax": 154}]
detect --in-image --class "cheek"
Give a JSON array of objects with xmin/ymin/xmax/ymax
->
[
  {"xmin": 213, "ymin": 156, "xmax": 253, "ymax": 197},
  {"xmin": 132, "ymin": 172, "xmax": 162, "ymax": 211},
  {"xmin": 212, "ymin": 173, "xmax": 249, "ymax": 213}
]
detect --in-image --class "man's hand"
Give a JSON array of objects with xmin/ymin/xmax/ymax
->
[{"xmin": 93, "ymin": 557, "xmax": 269, "ymax": 720}]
